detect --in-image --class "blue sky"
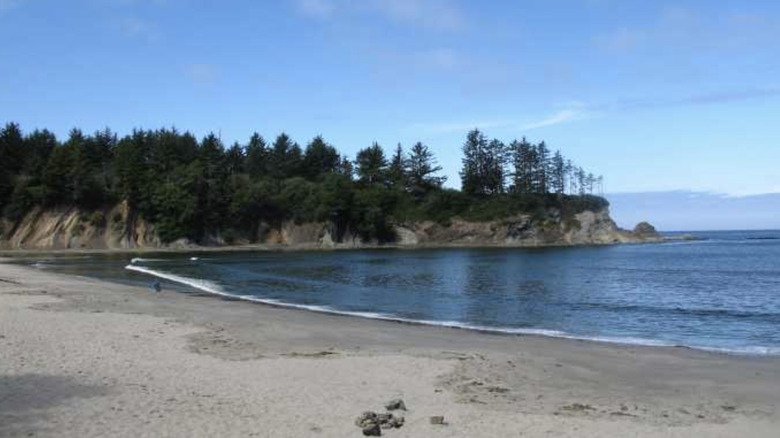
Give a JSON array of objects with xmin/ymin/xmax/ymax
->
[
  {"xmin": 1, "ymin": 0, "xmax": 779, "ymax": 229},
  {"xmin": 610, "ymin": 192, "xmax": 780, "ymax": 231}
]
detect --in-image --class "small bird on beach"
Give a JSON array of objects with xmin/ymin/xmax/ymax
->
[{"xmin": 151, "ymin": 280, "xmax": 162, "ymax": 293}]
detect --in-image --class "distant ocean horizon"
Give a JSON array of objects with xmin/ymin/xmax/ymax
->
[
  {"xmin": 608, "ymin": 190, "xmax": 780, "ymax": 232},
  {"xmin": 20, "ymin": 229, "xmax": 780, "ymax": 356},
  {"xmin": 664, "ymin": 229, "xmax": 780, "ymax": 233}
]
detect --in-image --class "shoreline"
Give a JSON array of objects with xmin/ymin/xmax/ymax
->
[
  {"xmin": 9, "ymin": 238, "xmax": 767, "ymax": 359},
  {"xmin": 0, "ymin": 234, "xmax": 679, "ymax": 256},
  {"xmin": 2, "ymin": 261, "xmax": 779, "ymax": 437},
  {"xmin": 126, "ymin": 258, "xmax": 780, "ymax": 358}
]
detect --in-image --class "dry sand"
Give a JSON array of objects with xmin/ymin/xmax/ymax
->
[{"xmin": 1, "ymin": 260, "xmax": 778, "ymax": 437}]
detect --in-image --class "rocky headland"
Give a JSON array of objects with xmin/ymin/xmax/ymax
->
[{"xmin": 0, "ymin": 203, "xmax": 661, "ymax": 251}]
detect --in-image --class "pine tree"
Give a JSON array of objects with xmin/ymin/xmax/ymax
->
[
  {"xmin": 460, "ymin": 129, "xmax": 487, "ymax": 196},
  {"xmin": 533, "ymin": 141, "xmax": 550, "ymax": 194},
  {"xmin": 0, "ymin": 123, "xmax": 25, "ymax": 210},
  {"xmin": 302, "ymin": 135, "xmax": 340, "ymax": 179},
  {"xmin": 198, "ymin": 134, "xmax": 226, "ymax": 179},
  {"xmin": 407, "ymin": 142, "xmax": 445, "ymax": 195},
  {"xmin": 269, "ymin": 133, "xmax": 302, "ymax": 179},
  {"xmin": 245, "ymin": 133, "xmax": 267, "ymax": 179},
  {"xmin": 387, "ymin": 143, "xmax": 407, "ymax": 190},
  {"xmin": 225, "ymin": 142, "xmax": 245, "ymax": 175},
  {"xmin": 0, "ymin": 122, "xmax": 24, "ymax": 174},
  {"xmin": 43, "ymin": 132, "xmax": 79, "ymax": 205},
  {"xmin": 551, "ymin": 150, "xmax": 565, "ymax": 195},
  {"xmin": 66, "ymin": 129, "xmax": 96, "ymax": 207},
  {"xmin": 586, "ymin": 172, "xmax": 595, "ymax": 195},
  {"xmin": 484, "ymin": 139, "xmax": 507, "ymax": 195},
  {"xmin": 286, "ymin": 142, "xmax": 304, "ymax": 178},
  {"xmin": 355, "ymin": 142, "xmax": 387, "ymax": 185},
  {"xmin": 576, "ymin": 167, "xmax": 586, "ymax": 196},
  {"xmin": 22, "ymin": 129, "xmax": 57, "ymax": 180},
  {"xmin": 194, "ymin": 134, "xmax": 229, "ymax": 234},
  {"xmin": 509, "ymin": 138, "xmax": 533, "ymax": 194},
  {"xmin": 79, "ymin": 127, "xmax": 117, "ymax": 206},
  {"xmin": 338, "ymin": 156, "xmax": 354, "ymax": 180},
  {"xmin": 151, "ymin": 128, "xmax": 197, "ymax": 175},
  {"xmin": 113, "ymin": 129, "xmax": 150, "ymax": 208},
  {"xmin": 526, "ymin": 144, "xmax": 539, "ymax": 193},
  {"xmin": 564, "ymin": 160, "xmax": 574, "ymax": 195}
]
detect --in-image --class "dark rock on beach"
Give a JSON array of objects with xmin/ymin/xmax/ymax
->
[
  {"xmin": 356, "ymin": 409, "xmax": 405, "ymax": 435},
  {"xmin": 356, "ymin": 411, "xmax": 378, "ymax": 428},
  {"xmin": 385, "ymin": 398, "xmax": 407, "ymax": 411},
  {"xmin": 362, "ymin": 422, "xmax": 381, "ymax": 436},
  {"xmin": 390, "ymin": 415, "xmax": 404, "ymax": 428}
]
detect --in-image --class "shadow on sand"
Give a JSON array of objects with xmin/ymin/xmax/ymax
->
[{"xmin": 0, "ymin": 374, "xmax": 107, "ymax": 436}]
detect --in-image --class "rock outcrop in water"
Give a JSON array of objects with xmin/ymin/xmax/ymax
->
[
  {"xmin": 0, "ymin": 203, "xmax": 660, "ymax": 250},
  {"xmin": 633, "ymin": 221, "xmax": 659, "ymax": 238}
]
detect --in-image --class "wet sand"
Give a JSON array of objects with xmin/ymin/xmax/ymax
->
[{"xmin": 1, "ymin": 260, "xmax": 778, "ymax": 437}]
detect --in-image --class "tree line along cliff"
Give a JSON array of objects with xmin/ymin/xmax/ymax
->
[{"xmin": 0, "ymin": 122, "xmax": 647, "ymax": 249}]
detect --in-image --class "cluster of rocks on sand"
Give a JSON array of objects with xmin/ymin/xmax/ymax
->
[
  {"xmin": 355, "ymin": 399, "xmax": 407, "ymax": 436},
  {"xmin": 355, "ymin": 398, "xmax": 448, "ymax": 436}
]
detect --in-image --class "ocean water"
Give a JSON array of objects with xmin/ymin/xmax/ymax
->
[{"xmin": 23, "ymin": 230, "xmax": 780, "ymax": 355}]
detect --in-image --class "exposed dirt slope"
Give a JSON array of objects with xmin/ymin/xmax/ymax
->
[{"xmin": 1, "ymin": 205, "xmax": 658, "ymax": 250}]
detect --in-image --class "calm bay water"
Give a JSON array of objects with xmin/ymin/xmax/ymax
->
[{"xmin": 23, "ymin": 230, "xmax": 780, "ymax": 355}]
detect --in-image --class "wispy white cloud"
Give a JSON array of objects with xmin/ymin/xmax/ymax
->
[
  {"xmin": 294, "ymin": 0, "xmax": 466, "ymax": 31},
  {"xmin": 408, "ymin": 106, "xmax": 591, "ymax": 135},
  {"xmin": 407, "ymin": 84, "xmax": 780, "ymax": 136},
  {"xmin": 518, "ymin": 109, "xmax": 589, "ymax": 130}
]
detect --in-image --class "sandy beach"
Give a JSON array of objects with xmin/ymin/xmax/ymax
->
[{"xmin": 1, "ymin": 260, "xmax": 779, "ymax": 437}]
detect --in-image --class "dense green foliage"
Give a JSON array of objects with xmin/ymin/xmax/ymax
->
[{"xmin": 0, "ymin": 123, "xmax": 607, "ymax": 244}]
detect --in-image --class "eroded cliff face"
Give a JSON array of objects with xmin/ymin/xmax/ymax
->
[
  {"xmin": 393, "ymin": 208, "xmax": 648, "ymax": 248},
  {"xmin": 0, "ymin": 205, "xmax": 657, "ymax": 250},
  {"xmin": 0, "ymin": 202, "xmax": 164, "ymax": 250}
]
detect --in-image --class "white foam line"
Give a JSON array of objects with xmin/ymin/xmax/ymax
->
[
  {"xmin": 124, "ymin": 264, "xmax": 780, "ymax": 357},
  {"xmin": 694, "ymin": 345, "xmax": 780, "ymax": 356},
  {"xmin": 130, "ymin": 258, "xmax": 168, "ymax": 264},
  {"xmin": 125, "ymin": 265, "xmax": 234, "ymax": 299}
]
